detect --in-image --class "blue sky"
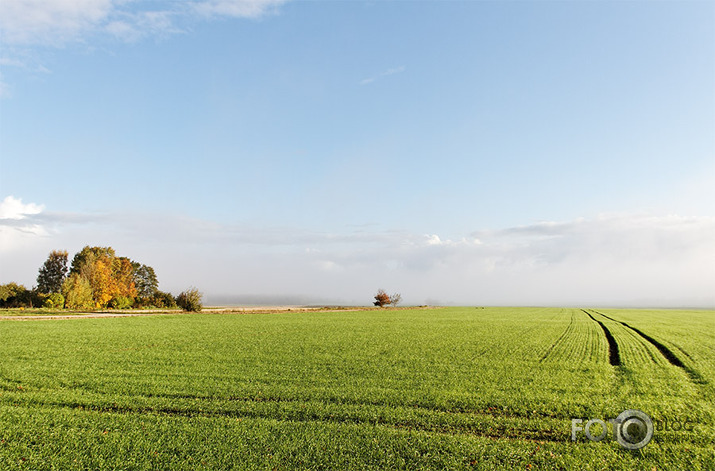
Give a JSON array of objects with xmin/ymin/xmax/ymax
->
[{"xmin": 1, "ymin": 0, "xmax": 714, "ymax": 306}]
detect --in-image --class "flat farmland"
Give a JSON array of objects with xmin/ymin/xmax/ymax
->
[{"xmin": 1, "ymin": 307, "xmax": 713, "ymax": 469}]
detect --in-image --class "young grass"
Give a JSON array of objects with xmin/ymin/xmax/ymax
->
[{"xmin": 1, "ymin": 307, "xmax": 713, "ymax": 469}]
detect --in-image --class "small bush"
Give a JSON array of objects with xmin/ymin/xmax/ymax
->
[
  {"xmin": 176, "ymin": 288, "xmax": 203, "ymax": 312},
  {"xmin": 110, "ymin": 295, "xmax": 133, "ymax": 309},
  {"xmin": 154, "ymin": 291, "xmax": 177, "ymax": 309},
  {"xmin": 43, "ymin": 292, "xmax": 65, "ymax": 309}
]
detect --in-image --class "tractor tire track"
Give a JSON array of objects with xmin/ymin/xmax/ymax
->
[
  {"xmin": 3, "ymin": 395, "xmax": 567, "ymax": 444},
  {"xmin": 591, "ymin": 310, "xmax": 705, "ymax": 384},
  {"xmin": 581, "ymin": 309, "xmax": 621, "ymax": 366}
]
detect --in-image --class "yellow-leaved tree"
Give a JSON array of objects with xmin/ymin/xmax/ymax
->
[{"xmin": 66, "ymin": 246, "xmax": 147, "ymax": 309}]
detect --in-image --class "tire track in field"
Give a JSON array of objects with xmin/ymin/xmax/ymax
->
[
  {"xmin": 581, "ymin": 310, "xmax": 621, "ymax": 366},
  {"xmin": 539, "ymin": 310, "xmax": 575, "ymax": 363},
  {"xmin": 591, "ymin": 310, "xmax": 706, "ymax": 384},
  {"xmin": 13, "ymin": 382, "xmax": 559, "ymax": 423},
  {"xmin": 12, "ymin": 396, "xmax": 567, "ymax": 444}
]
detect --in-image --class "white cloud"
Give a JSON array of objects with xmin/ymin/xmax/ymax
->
[
  {"xmin": 471, "ymin": 214, "xmax": 715, "ymax": 268},
  {"xmin": 0, "ymin": 57, "xmax": 52, "ymax": 99},
  {"xmin": 0, "ymin": 0, "xmax": 290, "ymax": 98},
  {"xmin": 0, "ymin": 0, "xmax": 287, "ymax": 46},
  {"xmin": 384, "ymin": 66, "xmax": 405, "ymax": 76},
  {"xmin": 193, "ymin": 0, "xmax": 286, "ymax": 19},
  {"xmin": 360, "ymin": 65, "xmax": 406, "ymax": 85},
  {"xmin": 425, "ymin": 234, "xmax": 441, "ymax": 245},
  {"xmin": 0, "ymin": 57, "xmax": 26, "ymax": 67},
  {"xmin": 0, "ymin": 195, "xmax": 48, "ymax": 249},
  {"xmin": 105, "ymin": 10, "xmax": 180, "ymax": 43},
  {"xmin": 0, "ymin": 195, "xmax": 44, "ymax": 220},
  {"xmin": 0, "ymin": 197, "xmax": 49, "ymax": 283},
  {"xmin": 422, "ymin": 234, "xmax": 481, "ymax": 247},
  {"xmin": 0, "ymin": 0, "xmax": 114, "ymax": 45}
]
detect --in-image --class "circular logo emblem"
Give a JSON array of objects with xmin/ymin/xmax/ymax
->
[{"xmin": 615, "ymin": 409, "xmax": 653, "ymax": 450}]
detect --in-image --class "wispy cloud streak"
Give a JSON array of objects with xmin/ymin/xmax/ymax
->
[{"xmin": 360, "ymin": 66, "xmax": 406, "ymax": 85}]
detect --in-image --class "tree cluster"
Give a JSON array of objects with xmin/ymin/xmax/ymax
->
[
  {"xmin": 373, "ymin": 289, "xmax": 402, "ymax": 307},
  {"xmin": 0, "ymin": 282, "xmax": 42, "ymax": 308},
  {"xmin": 0, "ymin": 246, "xmax": 198, "ymax": 310}
]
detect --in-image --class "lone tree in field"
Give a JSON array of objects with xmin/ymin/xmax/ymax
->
[
  {"xmin": 37, "ymin": 250, "xmax": 69, "ymax": 294},
  {"xmin": 176, "ymin": 287, "xmax": 203, "ymax": 312},
  {"xmin": 373, "ymin": 289, "xmax": 402, "ymax": 307},
  {"xmin": 373, "ymin": 289, "xmax": 391, "ymax": 307}
]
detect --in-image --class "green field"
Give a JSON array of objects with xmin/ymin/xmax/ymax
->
[{"xmin": 1, "ymin": 307, "xmax": 713, "ymax": 469}]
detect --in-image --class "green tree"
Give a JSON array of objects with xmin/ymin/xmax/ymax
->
[
  {"xmin": 0, "ymin": 283, "xmax": 42, "ymax": 308},
  {"xmin": 110, "ymin": 295, "xmax": 133, "ymax": 309},
  {"xmin": 36, "ymin": 250, "xmax": 69, "ymax": 294},
  {"xmin": 43, "ymin": 292, "xmax": 65, "ymax": 309},
  {"xmin": 0, "ymin": 283, "xmax": 18, "ymax": 305},
  {"xmin": 70, "ymin": 246, "xmax": 116, "ymax": 276},
  {"xmin": 133, "ymin": 263, "xmax": 158, "ymax": 297},
  {"xmin": 19, "ymin": 287, "xmax": 42, "ymax": 308},
  {"xmin": 62, "ymin": 274, "xmax": 94, "ymax": 309},
  {"xmin": 152, "ymin": 290, "xmax": 177, "ymax": 308},
  {"xmin": 0, "ymin": 282, "xmax": 29, "ymax": 308}
]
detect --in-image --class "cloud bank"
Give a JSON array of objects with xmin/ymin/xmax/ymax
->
[{"xmin": 1, "ymin": 195, "xmax": 713, "ymax": 307}]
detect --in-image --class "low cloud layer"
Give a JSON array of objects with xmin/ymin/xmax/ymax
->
[{"xmin": 1, "ymin": 195, "xmax": 713, "ymax": 307}]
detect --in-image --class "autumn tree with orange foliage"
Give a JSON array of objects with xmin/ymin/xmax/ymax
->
[
  {"xmin": 114, "ymin": 257, "xmax": 138, "ymax": 299},
  {"xmin": 5, "ymin": 245, "xmax": 174, "ymax": 310},
  {"xmin": 373, "ymin": 289, "xmax": 402, "ymax": 307},
  {"xmin": 65, "ymin": 246, "xmax": 147, "ymax": 308},
  {"xmin": 373, "ymin": 289, "xmax": 391, "ymax": 307}
]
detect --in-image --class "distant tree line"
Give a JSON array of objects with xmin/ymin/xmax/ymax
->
[{"xmin": 0, "ymin": 246, "xmax": 201, "ymax": 311}]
